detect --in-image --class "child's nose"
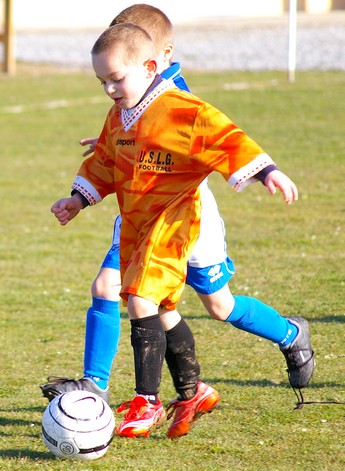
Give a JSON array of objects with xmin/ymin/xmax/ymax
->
[{"xmin": 105, "ymin": 83, "xmax": 116, "ymax": 96}]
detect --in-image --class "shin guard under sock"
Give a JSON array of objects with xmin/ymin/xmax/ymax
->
[
  {"xmin": 83, "ymin": 297, "xmax": 120, "ymax": 389},
  {"xmin": 225, "ymin": 295, "xmax": 298, "ymax": 346},
  {"xmin": 131, "ymin": 315, "xmax": 166, "ymax": 396},
  {"xmin": 165, "ymin": 318, "xmax": 200, "ymax": 399}
]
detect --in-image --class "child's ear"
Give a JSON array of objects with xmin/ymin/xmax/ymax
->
[
  {"xmin": 163, "ymin": 43, "xmax": 174, "ymax": 62},
  {"xmin": 145, "ymin": 59, "xmax": 157, "ymax": 77}
]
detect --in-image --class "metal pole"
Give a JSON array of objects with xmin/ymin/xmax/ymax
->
[{"xmin": 288, "ymin": 0, "xmax": 297, "ymax": 83}]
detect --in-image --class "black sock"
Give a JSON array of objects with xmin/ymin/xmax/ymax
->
[
  {"xmin": 165, "ymin": 318, "xmax": 200, "ymax": 400},
  {"xmin": 131, "ymin": 315, "xmax": 166, "ymax": 398}
]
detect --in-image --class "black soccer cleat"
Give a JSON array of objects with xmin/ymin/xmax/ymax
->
[
  {"xmin": 280, "ymin": 317, "xmax": 315, "ymax": 389},
  {"xmin": 40, "ymin": 376, "xmax": 110, "ymax": 404}
]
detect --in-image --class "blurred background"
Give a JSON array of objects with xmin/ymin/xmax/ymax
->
[
  {"xmin": 5, "ymin": 0, "xmax": 345, "ymax": 28},
  {"xmin": 1, "ymin": 1, "xmax": 345, "ymax": 74}
]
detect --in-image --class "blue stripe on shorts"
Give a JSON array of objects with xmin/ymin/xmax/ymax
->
[{"xmin": 186, "ymin": 256, "xmax": 235, "ymax": 294}]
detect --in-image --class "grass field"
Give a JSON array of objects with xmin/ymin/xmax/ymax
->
[{"xmin": 0, "ymin": 65, "xmax": 344, "ymax": 470}]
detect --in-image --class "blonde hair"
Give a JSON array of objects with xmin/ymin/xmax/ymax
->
[
  {"xmin": 91, "ymin": 23, "xmax": 156, "ymax": 66},
  {"xmin": 109, "ymin": 3, "xmax": 174, "ymax": 56}
]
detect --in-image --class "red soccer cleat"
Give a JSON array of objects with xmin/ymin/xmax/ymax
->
[
  {"xmin": 116, "ymin": 395, "xmax": 166, "ymax": 438},
  {"xmin": 166, "ymin": 381, "xmax": 220, "ymax": 438}
]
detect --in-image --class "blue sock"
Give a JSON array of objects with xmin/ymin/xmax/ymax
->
[
  {"xmin": 225, "ymin": 295, "xmax": 298, "ymax": 346},
  {"xmin": 83, "ymin": 297, "xmax": 120, "ymax": 390}
]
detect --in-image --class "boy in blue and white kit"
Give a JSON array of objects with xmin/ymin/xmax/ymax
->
[{"xmin": 41, "ymin": 4, "xmax": 315, "ymax": 439}]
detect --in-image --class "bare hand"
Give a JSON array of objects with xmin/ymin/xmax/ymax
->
[
  {"xmin": 80, "ymin": 137, "xmax": 98, "ymax": 157},
  {"xmin": 51, "ymin": 194, "xmax": 84, "ymax": 225},
  {"xmin": 264, "ymin": 170, "xmax": 298, "ymax": 205}
]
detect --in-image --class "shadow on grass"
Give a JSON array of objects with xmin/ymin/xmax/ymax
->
[
  {"xmin": 310, "ymin": 315, "xmax": 345, "ymax": 323},
  {"xmin": 0, "ymin": 406, "xmax": 45, "ymax": 413},
  {"xmin": 150, "ymin": 314, "xmax": 345, "ymax": 323},
  {"xmin": 204, "ymin": 378, "xmax": 345, "ymax": 390},
  {"xmin": 0, "ymin": 417, "xmax": 42, "ymax": 428},
  {"xmin": 0, "ymin": 449, "xmax": 51, "ymax": 460},
  {"xmin": 120, "ymin": 311, "xmax": 211, "ymax": 320}
]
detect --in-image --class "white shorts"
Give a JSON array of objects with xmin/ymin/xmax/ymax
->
[{"xmin": 185, "ymin": 179, "xmax": 234, "ymax": 293}]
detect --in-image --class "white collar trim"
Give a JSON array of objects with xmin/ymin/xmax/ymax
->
[{"xmin": 121, "ymin": 79, "xmax": 175, "ymax": 131}]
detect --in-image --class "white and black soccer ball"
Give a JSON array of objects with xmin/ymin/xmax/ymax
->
[{"xmin": 42, "ymin": 390, "xmax": 115, "ymax": 461}]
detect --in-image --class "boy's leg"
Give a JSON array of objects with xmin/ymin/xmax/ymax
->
[
  {"xmin": 83, "ymin": 289, "xmax": 120, "ymax": 390},
  {"xmin": 186, "ymin": 186, "xmax": 315, "ymax": 390},
  {"xmin": 160, "ymin": 309, "xmax": 220, "ymax": 439},
  {"xmin": 83, "ymin": 242, "xmax": 122, "ymax": 390},
  {"xmin": 161, "ymin": 311, "xmax": 200, "ymax": 399},
  {"xmin": 40, "ymin": 218, "xmax": 122, "ymax": 403},
  {"xmin": 194, "ymin": 266, "xmax": 315, "ymax": 390},
  {"xmin": 82, "ymin": 216, "xmax": 122, "ymax": 390},
  {"xmin": 116, "ymin": 296, "xmax": 167, "ymax": 438},
  {"xmin": 196, "ymin": 280, "xmax": 297, "ymax": 344},
  {"xmin": 40, "ymin": 258, "xmax": 121, "ymax": 404},
  {"xmin": 223, "ymin": 294, "xmax": 315, "ymax": 389}
]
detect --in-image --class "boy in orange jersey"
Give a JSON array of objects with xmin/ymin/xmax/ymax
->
[
  {"xmin": 50, "ymin": 22, "xmax": 315, "ymax": 439},
  {"xmin": 42, "ymin": 5, "xmax": 220, "ymax": 439}
]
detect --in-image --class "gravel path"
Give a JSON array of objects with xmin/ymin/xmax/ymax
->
[{"xmin": 13, "ymin": 13, "xmax": 345, "ymax": 71}]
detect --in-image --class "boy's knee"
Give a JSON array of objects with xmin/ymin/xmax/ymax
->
[
  {"xmin": 91, "ymin": 268, "xmax": 121, "ymax": 300},
  {"xmin": 208, "ymin": 304, "xmax": 234, "ymax": 321},
  {"xmin": 198, "ymin": 288, "xmax": 235, "ymax": 321}
]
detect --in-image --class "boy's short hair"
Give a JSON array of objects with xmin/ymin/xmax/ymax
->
[
  {"xmin": 109, "ymin": 3, "xmax": 174, "ymax": 55},
  {"xmin": 91, "ymin": 23, "xmax": 156, "ymax": 65}
]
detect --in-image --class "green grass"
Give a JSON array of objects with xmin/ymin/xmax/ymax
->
[{"xmin": 0, "ymin": 65, "xmax": 344, "ymax": 470}]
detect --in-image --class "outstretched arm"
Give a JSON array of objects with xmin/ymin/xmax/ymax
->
[
  {"xmin": 264, "ymin": 169, "xmax": 298, "ymax": 205},
  {"xmin": 51, "ymin": 193, "xmax": 85, "ymax": 225}
]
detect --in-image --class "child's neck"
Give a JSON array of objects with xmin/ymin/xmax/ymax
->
[{"xmin": 133, "ymin": 75, "xmax": 162, "ymax": 109}]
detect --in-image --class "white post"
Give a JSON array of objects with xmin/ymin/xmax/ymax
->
[{"xmin": 288, "ymin": 0, "xmax": 297, "ymax": 83}]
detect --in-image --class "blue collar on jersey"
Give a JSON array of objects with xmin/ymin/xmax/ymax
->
[{"xmin": 161, "ymin": 62, "xmax": 190, "ymax": 92}]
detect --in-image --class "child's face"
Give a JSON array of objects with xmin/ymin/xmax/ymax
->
[{"xmin": 92, "ymin": 46, "xmax": 156, "ymax": 109}]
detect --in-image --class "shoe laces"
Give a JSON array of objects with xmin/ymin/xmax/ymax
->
[
  {"xmin": 293, "ymin": 387, "xmax": 345, "ymax": 410},
  {"xmin": 116, "ymin": 400, "xmax": 133, "ymax": 414},
  {"xmin": 116, "ymin": 396, "xmax": 150, "ymax": 419}
]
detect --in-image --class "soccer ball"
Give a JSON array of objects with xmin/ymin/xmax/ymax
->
[{"xmin": 42, "ymin": 390, "xmax": 115, "ymax": 461}]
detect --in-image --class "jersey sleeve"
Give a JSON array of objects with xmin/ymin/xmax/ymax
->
[
  {"xmin": 189, "ymin": 101, "xmax": 276, "ymax": 192},
  {"xmin": 72, "ymin": 113, "xmax": 117, "ymax": 205}
]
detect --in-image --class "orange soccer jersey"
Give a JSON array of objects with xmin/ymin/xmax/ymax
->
[{"xmin": 72, "ymin": 79, "xmax": 275, "ymax": 309}]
